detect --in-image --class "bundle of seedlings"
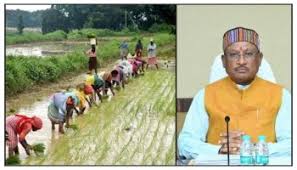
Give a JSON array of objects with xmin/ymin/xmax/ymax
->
[
  {"xmin": 31, "ymin": 143, "xmax": 45, "ymax": 155},
  {"xmin": 5, "ymin": 155, "xmax": 21, "ymax": 165}
]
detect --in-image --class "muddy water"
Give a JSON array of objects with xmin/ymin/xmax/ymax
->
[
  {"xmin": 5, "ymin": 72, "xmax": 87, "ymax": 161},
  {"xmin": 6, "ymin": 36, "xmax": 136, "ymax": 57},
  {"xmin": 6, "ymin": 41, "xmax": 89, "ymax": 57},
  {"xmin": 6, "ymin": 60, "xmax": 176, "ymax": 165}
]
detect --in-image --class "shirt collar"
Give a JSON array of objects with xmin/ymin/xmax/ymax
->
[{"xmin": 236, "ymin": 84, "xmax": 250, "ymax": 90}]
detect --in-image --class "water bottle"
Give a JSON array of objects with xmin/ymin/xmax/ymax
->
[
  {"xmin": 240, "ymin": 135, "xmax": 254, "ymax": 165},
  {"xmin": 255, "ymin": 135, "xmax": 269, "ymax": 165}
]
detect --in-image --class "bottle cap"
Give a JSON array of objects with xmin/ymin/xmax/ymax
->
[
  {"xmin": 242, "ymin": 135, "xmax": 251, "ymax": 141},
  {"xmin": 258, "ymin": 135, "xmax": 266, "ymax": 142}
]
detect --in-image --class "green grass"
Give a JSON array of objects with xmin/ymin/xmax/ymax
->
[
  {"xmin": 67, "ymin": 28, "xmax": 138, "ymax": 41},
  {"xmin": 68, "ymin": 124, "xmax": 79, "ymax": 130},
  {"xmin": 127, "ymin": 33, "xmax": 175, "ymax": 57},
  {"xmin": 6, "ymin": 28, "xmax": 139, "ymax": 45},
  {"xmin": 6, "ymin": 27, "xmax": 174, "ymax": 45},
  {"xmin": 6, "ymin": 30, "xmax": 67, "ymax": 45}
]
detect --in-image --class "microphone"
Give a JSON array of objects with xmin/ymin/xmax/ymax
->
[
  {"xmin": 225, "ymin": 116, "xmax": 230, "ymax": 166},
  {"xmin": 225, "ymin": 116, "xmax": 230, "ymax": 123}
]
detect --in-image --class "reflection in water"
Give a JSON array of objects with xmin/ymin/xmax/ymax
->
[
  {"xmin": 6, "ymin": 47, "xmax": 43, "ymax": 56},
  {"xmin": 6, "ymin": 41, "xmax": 89, "ymax": 57}
]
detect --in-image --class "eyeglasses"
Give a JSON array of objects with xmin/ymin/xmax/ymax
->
[{"xmin": 225, "ymin": 51, "xmax": 259, "ymax": 61}]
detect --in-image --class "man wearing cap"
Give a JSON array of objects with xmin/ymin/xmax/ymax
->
[
  {"xmin": 178, "ymin": 27, "xmax": 291, "ymax": 159},
  {"xmin": 6, "ymin": 114, "xmax": 43, "ymax": 157}
]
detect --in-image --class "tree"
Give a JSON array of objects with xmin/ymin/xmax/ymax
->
[
  {"xmin": 6, "ymin": 9, "xmax": 43, "ymax": 28},
  {"xmin": 41, "ymin": 8, "xmax": 69, "ymax": 34},
  {"xmin": 53, "ymin": 4, "xmax": 92, "ymax": 30},
  {"xmin": 17, "ymin": 15, "xmax": 24, "ymax": 34},
  {"xmin": 40, "ymin": 5, "xmax": 176, "ymax": 32},
  {"xmin": 121, "ymin": 5, "xmax": 176, "ymax": 30}
]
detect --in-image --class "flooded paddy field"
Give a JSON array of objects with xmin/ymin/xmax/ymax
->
[
  {"xmin": 6, "ymin": 63, "xmax": 176, "ymax": 165},
  {"xmin": 6, "ymin": 41, "xmax": 89, "ymax": 57}
]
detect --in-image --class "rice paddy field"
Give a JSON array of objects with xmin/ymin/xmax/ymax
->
[
  {"xmin": 5, "ymin": 28, "xmax": 176, "ymax": 165},
  {"xmin": 23, "ymin": 67, "xmax": 175, "ymax": 165},
  {"xmin": 6, "ymin": 62, "xmax": 176, "ymax": 165}
]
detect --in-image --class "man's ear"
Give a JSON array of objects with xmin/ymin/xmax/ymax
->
[
  {"xmin": 221, "ymin": 54, "xmax": 226, "ymax": 68},
  {"xmin": 258, "ymin": 52, "xmax": 263, "ymax": 66}
]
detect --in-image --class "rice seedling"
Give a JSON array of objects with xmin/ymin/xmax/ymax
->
[
  {"xmin": 31, "ymin": 143, "xmax": 45, "ymax": 155},
  {"xmin": 68, "ymin": 124, "xmax": 79, "ymax": 130},
  {"xmin": 5, "ymin": 155, "xmax": 21, "ymax": 165}
]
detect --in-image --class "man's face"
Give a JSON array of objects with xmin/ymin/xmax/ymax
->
[{"xmin": 222, "ymin": 42, "xmax": 263, "ymax": 85}]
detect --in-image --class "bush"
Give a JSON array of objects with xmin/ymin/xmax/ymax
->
[
  {"xmin": 6, "ymin": 32, "xmax": 44, "ymax": 45},
  {"xmin": 44, "ymin": 30, "xmax": 67, "ymax": 41},
  {"xmin": 5, "ymin": 51, "xmax": 88, "ymax": 96},
  {"xmin": 6, "ymin": 28, "xmax": 142, "ymax": 45},
  {"xmin": 78, "ymin": 28, "xmax": 138, "ymax": 39},
  {"xmin": 152, "ymin": 33, "xmax": 175, "ymax": 46},
  {"xmin": 81, "ymin": 28, "xmax": 114, "ymax": 37},
  {"xmin": 125, "ymin": 33, "xmax": 175, "ymax": 57},
  {"xmin": 98, "ymin": 40, "xmax": 121, "ymax": 60},
  {"xmin": 6, "ymin": 30, "xmax": 67, "ymax": 45},
  {"xmin": 68, "ymin": 28, "xmax": 120, "ymax": 41},
  {"xmin": 6, "ymin": 57, "xmax": 33, "ymax": 95},
  {"xmin": 148, "ymin": 23, "xmax": 175, "ymax": 33},
  {"xmin": 67, "ymin": 29, "xmax": 85, "ymax": 40}
]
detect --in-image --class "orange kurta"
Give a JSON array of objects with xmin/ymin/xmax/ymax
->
[{"xmin": 205, "ymin": 76, "xmax": 282, "ymax": 144}]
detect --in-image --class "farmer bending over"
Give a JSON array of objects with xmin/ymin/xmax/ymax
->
[{"xmin": 6, "ymin": 114, "xmax": 43, "ymax": 156}]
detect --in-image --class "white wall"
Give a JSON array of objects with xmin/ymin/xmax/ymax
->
[{"xmin": 177, "ymin": 5, "xmax": 291, "ymax": 98}]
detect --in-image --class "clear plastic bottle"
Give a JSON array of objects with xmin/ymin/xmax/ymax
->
[
  {"xmin": 255, "ymin": 135, "xmax": 269, "ymax": 165},
  {"xmin": 240, "ymin": 135, "xmax": 254, "ymax": 165}
]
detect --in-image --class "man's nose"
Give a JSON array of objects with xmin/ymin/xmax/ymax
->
[{"xmin": 237, "ymin": 53, "xmax": 247, "ymax": 65}]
